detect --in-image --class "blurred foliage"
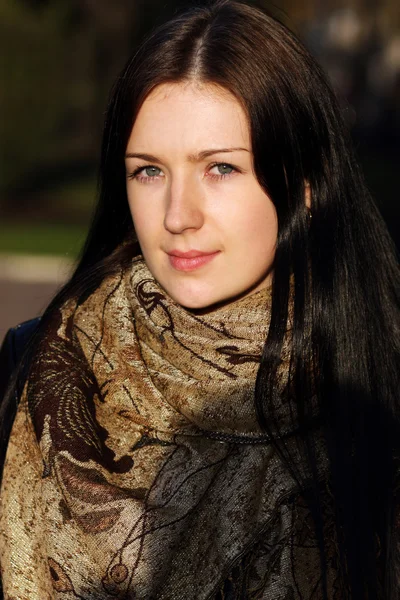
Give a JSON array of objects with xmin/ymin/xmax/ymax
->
[
  {"xmin": 0, "ymin": 0, "xmax": 139, "ymax": 210},
  {"xmin": 0, "ymin": 222, "xmax": 86, "ymax": 257},
  {"xmin": 0, "ymin": 1, "xmax": 72, "ymax": 190}
]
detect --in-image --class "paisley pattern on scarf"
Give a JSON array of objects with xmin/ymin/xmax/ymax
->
[{"xmin": 0, "ymin": 257, "xmax": 350, "ymax": 599}]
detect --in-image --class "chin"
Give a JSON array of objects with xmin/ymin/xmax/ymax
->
[
  {"xmin": 168, "ymin": 285, "xmax": 250, "ymax": 314},
  {"xmin": 171, "ymin": 293, "xmax": 216, "ymax": 311},
  {"xmin": 164, "ymin": 284, "xmax": 220, "ymax": 312}
]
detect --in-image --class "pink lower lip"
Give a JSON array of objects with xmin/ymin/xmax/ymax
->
[{"xmin": 168, "ymin": 252, "xmax": 219, "ymax": 272}]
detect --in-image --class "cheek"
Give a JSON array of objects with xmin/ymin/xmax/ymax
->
[
  {"xmin": 127, "ymin": 193, "xmax": 137, "ymax": 225},
  {"xmin": 230, "ymin": 200, "xmax": 278, "ymax": 255},
  {"xmin": 128, "ymin": 197, "xmax": 157, "ymax": 243}
]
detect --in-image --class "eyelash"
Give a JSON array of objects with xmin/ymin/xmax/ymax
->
[{"xmin": 127, "ymin": 162, "xmax": 239, "ymax": 183}]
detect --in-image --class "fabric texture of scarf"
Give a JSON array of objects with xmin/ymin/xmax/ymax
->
[{"xmin": 0, "ymin": 256, "xmax": 348, "ymax": 599}]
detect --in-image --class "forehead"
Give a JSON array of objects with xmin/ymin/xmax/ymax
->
[{"xmin": 127, "ymin": 81, "xmax": 251, "ymax": 151}]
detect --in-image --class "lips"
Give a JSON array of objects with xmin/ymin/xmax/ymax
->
[{"xmin": 167, "ymin": 249, "xmax": 219, "ymax": 272}]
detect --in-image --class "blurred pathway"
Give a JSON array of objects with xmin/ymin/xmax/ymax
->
[{"xmin": 0, "ymin": 255, "xmax": 73, "ymax": 344}]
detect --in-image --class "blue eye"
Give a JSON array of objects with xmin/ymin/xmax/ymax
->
[
  {"xmin": 128, "ymin": 165, "xmax": 164, "ymax": 182},
  {"xmin": 207, "ymin": 162, "xmax": 238, "ymax": 180},
  {"xmin": 216, "ymin": 164, "xmax": 234, "ymax": 175},
  {"xmin": 144, "ymin": 166, "xmax": 161, "ymax": 177}
]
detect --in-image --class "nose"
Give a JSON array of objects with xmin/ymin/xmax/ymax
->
[{"xmin": 163, "ymin": 176, "xmax": 204, "ymax": 234}]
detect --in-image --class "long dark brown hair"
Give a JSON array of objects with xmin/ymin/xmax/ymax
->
[{"xmin": 3, "ymin": 1, "xmax": 400, "ymax": 597}]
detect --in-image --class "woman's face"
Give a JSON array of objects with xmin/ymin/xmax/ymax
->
[{"xmin": 125, "ymin": 81, "xmax": 278, "ymax": 310}]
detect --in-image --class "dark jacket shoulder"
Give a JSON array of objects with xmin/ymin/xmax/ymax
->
[{"xmin": 0, "ymin": 318, "xmax": 41, "ymax": 404}]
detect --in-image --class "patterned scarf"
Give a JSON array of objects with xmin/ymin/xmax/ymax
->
[{"xmin": 0, "ymin": 256, "xmax": 347, "ymax": 599}]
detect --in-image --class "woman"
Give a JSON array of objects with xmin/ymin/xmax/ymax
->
[{"xmin": 1, "ymin": 1, "xmax": 399, "ymax": 598}]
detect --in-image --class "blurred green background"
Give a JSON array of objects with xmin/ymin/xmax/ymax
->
[{"xmin": 1, "ymin": 0, "xmax": 399, "ymax": 259}]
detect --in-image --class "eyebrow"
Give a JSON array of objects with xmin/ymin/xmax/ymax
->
[{"xmin": 124, "ymin": 147, "xmax": 250, "ymax": 162}]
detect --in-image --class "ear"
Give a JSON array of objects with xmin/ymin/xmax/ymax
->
[{"xmin": 305, "ymin": 181, "xmax": 311, "ymax": 209}]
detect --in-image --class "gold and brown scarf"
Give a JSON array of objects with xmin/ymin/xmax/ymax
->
[{"xmin": 0, "ymin": 256, "xmax": 346, "ymax": 599}]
